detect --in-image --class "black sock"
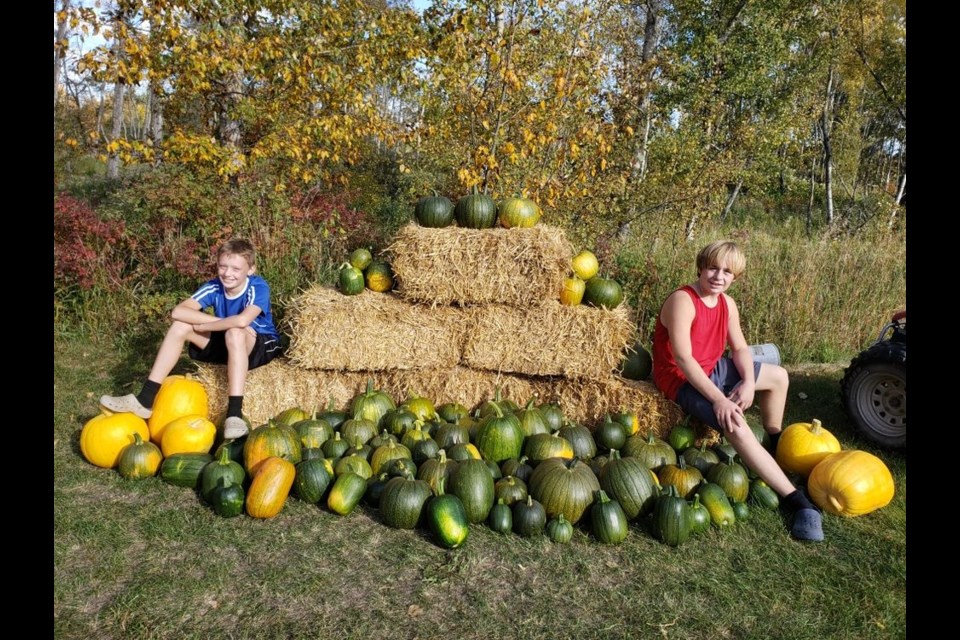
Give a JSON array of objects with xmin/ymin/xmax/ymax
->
[
  {"xmin": 783, "ymin": 489, "xmax": 817, "ymax": 512},
  {"xmin": 227, "ymin": 396, "xmax": 244, "ymax": 419},
  {"xmin": 136, "ymin": 379, "xmax": 162, "ymax": 409},
  {"xmin": 768, "ymin": 430, "xmax": 781, "ymax": 451}
]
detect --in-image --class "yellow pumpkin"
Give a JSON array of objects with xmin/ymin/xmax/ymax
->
[
  {"xmin": 246, "ymin": 456, "xmax": 296, "ymax": 519},
  {"xmin": 148, "ymin": 375, "xmax": 209, "ymax": 444},
  {"xmin": 774, "ymin": 418, "xmax": 841, "ymax": 478},
  {"xmin": 571, "ymin": 250, "xmax": 599, "ymax": 280},
  {"xmin": 160, "ymin": 414, "xmax": 217, "ymax": 457},
  {"xmin": 807, "ymin": 450, "xmax": 895, "ymax": 517},
  {"xmin": 559, "ymin": 276, "xmax": 586, "ymax": 306},
  {"xmin": 80, "ymin": 411, "xmax": 151, "ymax": 469}
]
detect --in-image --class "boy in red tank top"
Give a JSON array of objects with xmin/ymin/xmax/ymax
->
[{"xmin": 652, "ymin": 240, "xmax": 823, "ymax": 541}]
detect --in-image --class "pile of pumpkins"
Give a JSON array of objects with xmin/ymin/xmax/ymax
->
[
  {"xmin": 80, "ymin": 378, "xmax": 895, "ymax": 549},
  {"xmin": 338, "ymin": 247, "xmax": 394, "ymax": 295}
]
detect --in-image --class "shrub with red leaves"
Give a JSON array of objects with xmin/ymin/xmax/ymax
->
[{"xmin": 54, "ymin": 194, "xmax": 129, "ymax": 291}]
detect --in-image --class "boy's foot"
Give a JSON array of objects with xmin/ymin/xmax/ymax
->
[
  {"xmin": 790, "ymin": 508, "xmax": 824, "ymax": 542},
  {"xmin": 223, "ymin": 416, "xmax": 249, "ymax": 440},
  {"xmin": 99, "ymin": 394, "xmax": 152, "ymax": 419}
]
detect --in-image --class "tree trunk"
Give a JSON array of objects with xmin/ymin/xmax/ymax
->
[
  {"xmin": 629, "ymin": 0, "xmax": 663, "ymax": 183},
  {"xmin": 807, "ymin": 153, "xmax": 819, "ymax": 236},
  {"xmin": 721, "ymin": 178, "xmax": 742, "ymax": 222},
  {"xmin": 107, "ymin": 80, "xmax": 125, "ymax": 179},
  {"xmin": 54, "ymin": 0, "xmax": 71, "ymax": 111},
  {"xmin": 821, "ymin": 67, "xmax": 835, "ymax": 225}
]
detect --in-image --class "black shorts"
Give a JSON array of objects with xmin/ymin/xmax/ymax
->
[{"xmin": 189, "ymin": 331, "xmax": 283, "ymax": 370}]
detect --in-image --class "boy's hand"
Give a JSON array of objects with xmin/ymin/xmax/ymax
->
[
  {"xmin": 714, "ymin": 397, "xmax": 745, "ymax": 433},
  {"xmin": 728, "ymin": 383, "xmax": 755, "ymax": 411}
]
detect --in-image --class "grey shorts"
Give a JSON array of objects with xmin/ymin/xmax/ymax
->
[{"xmin": 675, "ymin": 357, "xmax": 763, "ymax": 431}]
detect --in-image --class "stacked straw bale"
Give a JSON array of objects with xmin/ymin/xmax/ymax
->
[
  {"xmin": 284, "ymin": 287, "xmax": 465, "ymax": 371},
  {"xmin": 197, "ymin": 220, "xmax": 692, "ymax": 439},
  {"xmin": 387, "ymin": 223, "xmax": 572, "ymax": 307}
]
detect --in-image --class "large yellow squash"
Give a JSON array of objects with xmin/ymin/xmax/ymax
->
[
  {"xmin": 160, "ymin": 414, "xmax": 217, "ymax": 457},
  {"xmin": 774, "ymin": 418, "xmax": 841, "ymax": 478},
  {"xmin": 807, "ymin": 449, "xmax": 895, "ymax": 517},
  {"xmin": 80, "ymin": 411, "xmax": 151, "ymax": 469},
  {"xmin": 148, "ymin": 375, "xmax": 209, "ymax": 444},
  {"xmin": 246, "ymin": 456, "xmax": 296, "ymax": 519}
]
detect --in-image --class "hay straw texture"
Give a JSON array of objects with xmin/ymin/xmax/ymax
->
[
  {"xmin": 196, "ymin": 359, "xmax": 690, "ymax": 439},
  {"xmin": 461, "ymin": 300, "xmax": 637, "ymax": 381},
  {"xmin": 387, "ymin": 223, "xmax": 573, "ymax": 307},
  {"xmin": 284, "ymin": 286, "xmax": 465, "ymax": 371}
]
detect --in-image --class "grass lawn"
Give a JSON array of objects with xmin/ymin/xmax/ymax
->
[{"xmin": 54, "ymin": 332, "xmax": 906, "ymax": 640}]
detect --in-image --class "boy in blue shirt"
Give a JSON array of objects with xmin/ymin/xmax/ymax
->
[{"xmin": 100, "ymin": 239, "xmax": 282, "ymax": 439}]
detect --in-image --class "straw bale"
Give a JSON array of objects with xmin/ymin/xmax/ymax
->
[
  {"xmin": 284, "ymin": 286, "xmax": 465, "ymax": 371},
  {"xmin": 386, "ymin": 223, "xmax": 573, "ymax": 307},
  {"xmin": 195, "ymin": 359, "xmax": 700, "ymax": 441},
  {"xmin": 461, "ymin": 300, "xmax": 637, "ymax": 380}
]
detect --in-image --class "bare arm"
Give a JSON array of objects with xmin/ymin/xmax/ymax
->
[
  {"xmin": 171, "ymin": 298, "xmax": 262, "ymax": 333},
  {"xmin": 724, "ymin": 295, "xmax": 756, "ymax": 410}
]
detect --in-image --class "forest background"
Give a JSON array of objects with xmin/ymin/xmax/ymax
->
[{"xmin": 53, "ymin": 0, "xmax": 906, "ymax": 362}]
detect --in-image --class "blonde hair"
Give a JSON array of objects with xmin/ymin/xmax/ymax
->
[
  {"xmin": 217, "ymin": 238, "xmax": 256, "ymax": 268},
  {"xmin": 696, "ymin": 240, "xmax": 746, "ymax": 278}
]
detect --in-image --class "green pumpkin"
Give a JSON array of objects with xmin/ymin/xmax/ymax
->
[
  {"xmin": 528, "ymin": 457, "xmax": 600, "ymax": 525},
  {"xmin": 434, "ymin": 421, "xmax": 472, "ymax": 450},
  {"xmin": 425, "ymin": 477, "xmax": 470, "ymax": 548},
  {"xmin": 500, "ymin": 456, "xmax": 533, "ymax": 484},
  {"xmin": 623, "ymin": 430, "xmax": 677, "ymax": 470},
  {"xmin": 448, "ymin": 458, "xmax": 496, "ymax": 523},
  {"xmin": 416, "ymin": 449, "xmax": 458, "ymax": 494},
  {"xmin": 748, "ymin": 478, "xmax": 780, "ymax": 510},
  {"xmin": 369, "ymin": 440, "xmax": 413, "ymax": 476},
  {"xmin": 537, "ymin": 402, "xmax": 565, "ymax": 431},
  {"xmin": 349, "ymin": 379, "xmax": 396, "ymax": 426},
  {"xmin": 160, "ymin": 452, "xmax": 214, "ymax": 489},
  {"xmin": 523, "ymin": 431, "xmax": 574, "ymax": 464},
  {"xmin": 545, "ymin": 514, "xmax": 574, "ymax": 543},
  {"xmin": 557, "ymin": 422, "xmax": 597, "ymax": 461},
  {"xmin": 293, "ymin": 458, "xmax": 332, "ymax": 504},
  {"xmin": 514, "ymin": 398, "xmax": 551, "ymax": 437},
  {"xmin": 454, "ymin": 191, "xmax": 498, "ymax": 228},
  {"xmin": 494, "ymin": 475, "xmax": 529, "ymax": 506},
  {"xmin": 590, "ymin": 489, "xmax": 629, "ymax": 544},
  {"xmin": 364, "ymin": 472, "xmax": 391, "ymax": 508},
  {"xmin": 487, "ymin": 498, "xmax": 513, "ymax": 534},
  {"xmin": 731, "ymin": 500, "xmax": 750, "ymax": 521},
  {"xmin": 321, "ymin": 432, "xmax": 349, "ymax": 460},
  {"xmin": 379, "ymin": 476, "xmax": 433, "ymax": 530},
  {"xmin": 681, "ymin": 442, "xmax": 720, "ymax": 475},
  {"xmin": 512, "ymin": 495, "xmax": 547, "ymax": 537},
  {"xmin": 340, "ymin": 417, "xmax": 379, "ymax": 446},
  {"xmin": 651, "ymin": 485, "xmax": 692, "ymax": 546},
  {"xmin": 338, "ymin": 263, "xmax": 365, "ymax": 295},
  {"xmin": 688, "ymin": 493, "xmax": 712, "ymax": 534},
  {"xmin": 317, "ymin": 397, "xmax": 348, "ymax": 431},
  {"xmin": 599, "ymin": 449, "xmax": 660, "ymax": 520},
  {"xmin": 292, "ymin": 416, "xmax": 334, "ymax": 450},
  {"xmin": 327, "ymin": 471, "xmax": 369, "ymax": 515},
  {"xmin": 414, "ymin": 194, "xmax": 455, "ymax": 228},
  {"xmin": 595, "ymin": 415, "xmax": 627, "ymax": 451},
  {"xmin": 475, "ymin": 403, "xmax": 526, "ymax": 464},
  {"xmin": 497, "ymin": 196, "xmax": 542, "ymax": 228},
  {"xmin": 706, "ymin": 453, "xmax": 751, "ymax": 503},
  {"xmin": 381, "ymin": 408, "xmax": 418, "ymax": 439},
  {"xmin": 210, "ymin": 479, "xmax": 245, "ymax": 518},
  {"xmin": 200, "ymin": 446, "xmax": 247, "ymax": 504},
  {"xmin": 437, "ymin": 402, "xmax": 470, "ymax": 423},
  {"xmin": 667, "ymin": 417, "xmax": 696, "ymax": 452},
  {"xmin": 697, "ymin": 481, "xmax": 736, "ymax": 528},
  {"xmin": 619, "ymin": 343, "xmax": 652, "ymax": 380},
  {"xmin": 117, "ymin": 432, "xmax": 163, "ymax": 480},
  {"xmin": 583, "ymin": 276, "xmax": 624, "ymax": 309}
]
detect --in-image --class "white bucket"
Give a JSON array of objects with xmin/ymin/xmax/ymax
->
[{"xmin": 749, "ymin": 343, "xmax": 781, "ymax": 365}]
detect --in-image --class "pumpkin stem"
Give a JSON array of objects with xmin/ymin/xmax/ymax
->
[{"xmin": 810, "ymin": 418, "xmax": 823, "ymax": 433}]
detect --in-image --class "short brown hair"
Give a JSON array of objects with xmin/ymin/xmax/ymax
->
[
  {"xmin": 696, "ymin": 240, "xmax": 746, "ymax": 278},
  {"xmin": 217, "ymin": 239, "xmax": 256, "ymax": 267}
]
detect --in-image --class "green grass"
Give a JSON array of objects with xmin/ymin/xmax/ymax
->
[{"xmin": 54, "ymin": 333, "xmax": 905, "ymax": 640}]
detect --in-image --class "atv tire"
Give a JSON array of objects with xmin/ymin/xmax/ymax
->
[{"xmin": 840, "ymin": 342, "xmax": 906, "ymax": 449}]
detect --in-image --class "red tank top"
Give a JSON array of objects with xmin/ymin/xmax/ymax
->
[{"xmin": 652, "ymin": 285, "xmax": 729, "ymax": 401}]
